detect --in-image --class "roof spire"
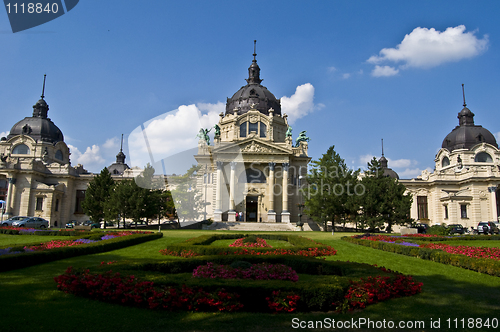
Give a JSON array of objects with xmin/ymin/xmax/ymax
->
[
  {"xmin": 462, "ymin": 83, "xmax": 466, "ymax": 107},
  {"xmin": 246, "ymin": 40, "xmax": 262, "ymax": 84},
  {"xmin": 120, "ymin": 133, "xmax": 124, "ymax": 152},
  {"xmin": 253, "ymin": 40, "xmax": 257, "ymax": 62},
  {"xmin": 41, "ymin": 74, "xmax": 46, "ymax": 99},
  {"xmin": 381, "ymin": 138, "xmax": 384, "ymax": 157}
]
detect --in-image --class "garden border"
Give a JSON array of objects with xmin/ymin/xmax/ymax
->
[{"xmin": 342, "ymin": 235, "xmax": 500, "ymax": 277}]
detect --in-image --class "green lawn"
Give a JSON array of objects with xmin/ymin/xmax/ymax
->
[{"xmin": 1, "ymin": 230, "xmax": 500, "ymax": 332}]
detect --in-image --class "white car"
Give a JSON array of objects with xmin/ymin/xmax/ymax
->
[
  {"xmin": 2, "ymin": 216, "xmax": 29, "ymax": 227},
  {"xmin": 12, "ymin": 217, "xmax": 49, "ymax": 228}
]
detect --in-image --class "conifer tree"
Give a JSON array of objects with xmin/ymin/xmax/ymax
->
[{"xmin": 81, "ymin": 167, "xmax": 115, "ymax": 228}]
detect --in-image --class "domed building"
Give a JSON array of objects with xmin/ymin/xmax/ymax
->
[
  {"xmin": 401, "ymin": 90, "xmax": 500, "ymax": 227},
  {"xmin": 0, "ymin": 76, "xmax": 93, "ymax": 227},
  {"xmin": 195, "ymin": 44, "xmax": 311, "ymax": 223}
]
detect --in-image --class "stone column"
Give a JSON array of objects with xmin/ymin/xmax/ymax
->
[
  {"xmin": 214, "ymin": 161, "xmax": 223, "ymax": 222},
  {"xmin": 228, "ymin": 161, "xmax": 237, "ymax": 222},
  {"xmin": 5, "ymin": 177, "xmax": 16, "ymax": 217},
  {"xmin": 281, "ymin": 163, "xmax": 290, "ymax": 223},
  {"xmin": 267, "ymin": 162, "xmax": 276, "ymax": 222},
  {"xmin": 488, "ymin": 186, "xmax": 498, "ymax": 221}
]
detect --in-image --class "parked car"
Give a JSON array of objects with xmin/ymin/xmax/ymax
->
[
  {"xmin": 82, "ymin": 220, "xmax": 100, "ymax": 229},
  {"xmin": 1, "ymin": 216, "xmax": 28, "ymax": 227},
  {"xmin": 65, "ymin": 221, "xmax": 76, "ymax": 228},
  {"xmin": 448, "ymin": 224, "xmax": 465, "ymax": 235},
  {"xmin": 100, "ymin": 221, "xmax": 115, "ymax": 228},
  {"xmin": 413, "ymin": 223, "xmax": 429, "ymax": 234},
  {"xmin": 12, "ymin": 217, "xmax": 49, "ymax": 228},
  {"xmin": 477, "ymin": 221, "xmax": 499, "ymax": 235}
]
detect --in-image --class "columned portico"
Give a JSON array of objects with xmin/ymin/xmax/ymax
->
[
  {"xmin": 267, "ymin": 162, "xmax": 276, "ymax": 222},
  {"xmin": 281, "ymin": 162, "xmax": 290, "ymax": 223},
  {"xmin": 228, "ymin": 161, "xmax": 237, "ymax": 221},
  {"xmin": 214, "ymin": 161, "xmax": 223, "ymax": 222}
]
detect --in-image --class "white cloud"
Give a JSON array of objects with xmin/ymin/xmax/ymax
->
[
  {"xmin": 359, "ymin": 154, "xmax": 376, "ymax": 166},
  {"xmin": 281, "ymin": 83, "xmax": 323, "ymax": 124},
  {"xmin": 327, "ymin": 66, "xmax": 337, "ymax": 73},
  {"xmin": 0, "ymin": 131, "xmax": 8, "ymax": 138},
  {"xmin": 371, "ymin": 65, "xmax": 399, "ymax": 77},
  {"xmin": 388, "ymin": 158, "xmax": 414, "ymax": 168},
  {"xmin": 494, "ymin": 132, "xmax": 500, "ymax": 143},
  {"xmin": 103, "ymin": 137, "xmax": 119, "ymax": 149},
  {"xmin": 68, "ymin": 144, "xmax": 104, "ymax": 167},
  {"xmin": 368, "ymin": 25, "xmax": 488, "ymax": 74},
  {"xmin": 127, "ymin": 103, "xmax": 222, "ymax": 170},
  {"xmin": 342, "ymin": 73, "xmax": 351, "ymax": 79}
]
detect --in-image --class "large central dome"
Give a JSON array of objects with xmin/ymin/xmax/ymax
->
[
  {"xmin": 442, "ymin": 103, "xmax": 497, "ymax": 151},
  {"xmin": 226, "ymin": 47, "xmax": 281, "ymax": 116}
]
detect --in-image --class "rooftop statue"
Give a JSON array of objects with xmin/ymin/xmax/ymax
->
[
  {"xmin": 214, "ymin": 124, "xmax": 221, "ymax": 139},
  {"xmin": 285, "ymin": 125, "xmax": 292, "ymax": 138},
  {"xmin": 295, "ymin": 130, "xmax": 310, "ymax": 147},
  {"xmin": 197, "ymin": 128, "xmax": 211, "ymax": 146}
]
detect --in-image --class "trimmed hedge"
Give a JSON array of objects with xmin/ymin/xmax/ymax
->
[
  {"xmin": 164, "ymin": 233, "xmax": 332, "ymax": 256},
  {"xmin": 0, "ymin": 227, "xmax": 93, "ymax": 236},
  {"xmin": 343, "ymin": 236, "xmax": 500, "ymax": 277},
  {"xmin": 89, "ymin": 256, "xmax": 389, "ymax": 312},
  {"xmin": 402, "ymin": 234, "xmax": 500, "ymax": 242},
  {"xmin": 0, "ymin": 232, "xmax": 163, "ymax": 272}
]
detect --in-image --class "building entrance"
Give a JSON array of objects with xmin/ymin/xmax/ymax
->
[{"xmin": 246, "ymin": 196, "xmax": 258, "ymax": 222}]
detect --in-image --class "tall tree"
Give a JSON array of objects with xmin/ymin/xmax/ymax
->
[
  {"xmin": 170, "ymin": 165, "xmax": 203, "ymax": 222},
  {"xmin": 81, "ymin": 167, "xmax": 115, "ymax": 228},
  {"xmin": 104, "ymin": 179, "xmax": 136, "ymax": 228},
  {"xmin": 303, "ymin": 146, "xmax": 360, "ymax": 231},
  {"xmin": 357, "ymin": 157, "xmax": 413, "ymax": 232}
]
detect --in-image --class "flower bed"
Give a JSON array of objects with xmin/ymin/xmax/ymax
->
[
  {"xmin": 343, "ymin": 235, "xmax": 500, "ymax": 277},
  {"xmin": 160, "ymin": 233, "xmax": 337, "ymax": 258},
  {"xmin": 54, "ymin": 267, "xmax": 243, "ymax": 312},
  {"xmin": 421, "ymin": 243, "xmax": 500, "ymax": 261},
  {"xmin": 192, "ymin": 262, "xmax": 299, "ymax": 282},
  {"xmin": 229, "ymin": 237, "xmax": 272, "ymax": 248}
]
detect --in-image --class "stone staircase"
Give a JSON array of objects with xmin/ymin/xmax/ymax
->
[{"xmin": 206, "ymin": 221, "xmax": 318, "ymax": 232}]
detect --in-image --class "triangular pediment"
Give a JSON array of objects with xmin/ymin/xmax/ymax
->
[{"xmin": 213, "ymin": 138, "xmax": 291, "ymax": 155}]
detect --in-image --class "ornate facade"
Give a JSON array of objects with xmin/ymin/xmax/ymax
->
[
  {"xmin": 401, "ymin": 95, "xmax": 500, "ymax": 227},
  {"xmin": 194, "ymin": 50, "xmax": 310, "ymax": 223}
]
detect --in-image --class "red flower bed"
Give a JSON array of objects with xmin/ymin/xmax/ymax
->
[
  {"xmin": 333, "ymin": 272, "xmax": 423, "ymax": 312},
  {"xmin": 229, "ymin": 237, "xmax": 272, "ymax": 248},
  {"xmin": 160, "ymin": 246, "xmax": 337, "ymax": 258},
  {"xmin": 421, "ymin": 243, "xmax": 500, "ymax": 260},
  {"xmin": 54, "ymin": 267, "xmax": 243, "ymax": 312},
  {"xmin": 266, "ymin": 290, "xmax": 300, "ymax": 313}
]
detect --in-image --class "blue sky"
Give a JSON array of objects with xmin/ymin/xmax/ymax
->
[{"xmin": 1, "ymin": 0, "xmax": 500, "ymax": 178}]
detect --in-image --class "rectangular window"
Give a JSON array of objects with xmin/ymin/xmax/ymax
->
[
  {"xmin": 417, "ymin": 196, "xmax": 428, "ymax": 220},
  {"xmin": 240, "ymin": 122, "xmax": 247, "ymax": 137},
  {"xmin": 260, "ymin": 122, "xmax": 267, "ymax": 138},
  {"xmin": 75, "ymin": 190, "xmax": 86, "ymax": 214},
  {"xmin": 35, "ymin": 197, "xmax": 43, "ymax": 211},
  {"xmin": 461, "ymin": 204, "xmax": 467, "ymax": 218},
  {"xmin": 55, "ymin": 198, "xmax": 59, "ymax": 212},
  {"xmin": 444, "ymin": 205, "xmax": 448, "ymax": 219},
  {"xmin": 248, "ymin": 122, "xmax": 258, "ymax": 133}
]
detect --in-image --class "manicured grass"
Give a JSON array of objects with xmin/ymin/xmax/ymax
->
[
  {"xmin": 0, "ymin": 234, "xmax": 64, "ymax": 246},
  {"xmin": 1, "ymin": 230, "xmax": 500, "ymax": 332}
]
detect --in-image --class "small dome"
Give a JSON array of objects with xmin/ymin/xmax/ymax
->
[
  {"xmin": 442, "ymin": 105, "xmax": 497, "ymax": 151},
  {"xmin": 379, "ymin": 155, "xmax": 399, "ymax": 179},
  {"xmin": 226, "ymin": 49, "xmax": 281, "ymax": 116}
]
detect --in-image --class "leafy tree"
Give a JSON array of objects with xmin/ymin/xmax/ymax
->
[
  {"xmin": 357, "ymin": 157, "xmax": 412, "ymax": 232},
  {"xmin": 303, "ymin": 146, "xmax": 360, "ymax": 231},
  {"xmin": 104, "ymin": 179, "xmax": 136, "ymax": 228},
  {"xmin": 81, "ymin": 167, "xmax": 115, "ymax": 228},
  {"xmin": 170, "ymin": 165, "xmax": 203, "ymax": 222}
]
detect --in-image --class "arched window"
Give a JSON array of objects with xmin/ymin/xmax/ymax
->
[
  {"xmin": 12, "ymin": 144, "xmax": 30, "ymax": 155},
  {"xmin": 441, "ymin": 156, "xmax": 450, "ymax": 167},
  {"xmin": 248, "ymin": 122, "xmax": 258, "ymax": 133},
  {"xmin": 55, "ymin": 150, "xmax": 63, "ymax": 161},
  {"xmin": 240, "ymin": 122, "xmax": 247, "ymax": 138},
  {"xmin": 475, "ymin": 152, "xmax": 493, "ymax": 163}
]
